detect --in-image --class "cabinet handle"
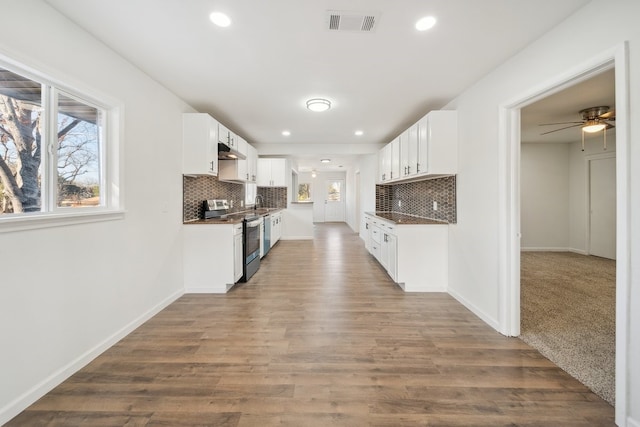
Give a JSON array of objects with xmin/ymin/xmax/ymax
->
[
  {"xmin": 407, "ymin": 165, "xmax": 411, "ymax": 174},
  {"xmin": 416, "ymin": 163, "xmax": 421, "ymax": 173},
  {"xmin": 210, "ymin": 161, "xmax": 214, "ymax": 171}
]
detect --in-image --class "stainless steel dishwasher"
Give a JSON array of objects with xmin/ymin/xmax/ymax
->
[{"xmin": 262, "ymin": 214, "xmax": 271, "ymax": 257}]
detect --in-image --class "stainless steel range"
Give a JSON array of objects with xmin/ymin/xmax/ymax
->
[
  {"xmin": 242, "ymin": 213, "xmax": 262, "ymax": 282},
  {"xmin": 203, "ymin": 199, "xmax": 229, "ymax": 219}
]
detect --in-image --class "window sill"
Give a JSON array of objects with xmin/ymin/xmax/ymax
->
[{"xmin": 0, "ymin": 210, "xmax": 125, "ymax": 234}]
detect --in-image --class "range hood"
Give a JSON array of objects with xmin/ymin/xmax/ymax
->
[{"xmin": 218, "ymin": 143, "xmax": 246, "ymax": 160}]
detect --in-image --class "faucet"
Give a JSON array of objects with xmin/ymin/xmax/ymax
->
[{"xmin": 254, "ymin": 194, "xmax": 264, "ymax": 210}]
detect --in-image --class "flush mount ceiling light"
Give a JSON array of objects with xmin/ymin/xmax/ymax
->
[
  {"xmin": 311, "ymin": 170, "xmax": 317, "ymax": 178},
  {"xmin": 320, "ymin": 159, "xmax": 331, "ymax": 163},
  {"xmin": 209, "ymin": 11, "xmax": 231, "ymax": 27},
  {"xmin": 282, "ymin": 130, "xmax": 291, "ymax": 136},
  {"xmin": 416, "ymin": 16, "xmax": 437, "ymax": 31},
  {"xmin": 306, "ymin": 98, "xmax": 331, "ymax": 112},
  {"xmin": 354, "ymin": 130, "xmax": 364, "ymax": 136}
]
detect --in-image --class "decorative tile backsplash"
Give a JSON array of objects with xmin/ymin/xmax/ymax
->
[
  {"xmin": 376, "ymin": 175, "xmax": 456, "ymax": 223},
  {"xmin": 257, "ymin": 187, "xmax": 287, "ymax": 209},
  {"xmin": 183, "ymin": 175, "xmax": 245, "ymax": 222}
]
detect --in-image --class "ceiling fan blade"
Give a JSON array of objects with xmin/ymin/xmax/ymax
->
[
  {"xmin": 538, "ymin": 121, "xmax": 584, "ymax": 126},
  {"xmin": 540, "ymin": 123, "xmax": 583, "ymax": 135},
  {"xmin": 599, "ymin": 110, "xmax": 616, "ymax": 119}
]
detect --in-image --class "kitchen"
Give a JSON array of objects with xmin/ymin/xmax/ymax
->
[
  {"xmin": 180, "ymin": 109, "xmax": 457, "ymax": 294},
  {"xmin": 1, "ymin": 1, "xmax": 638, "ymax": 426}
]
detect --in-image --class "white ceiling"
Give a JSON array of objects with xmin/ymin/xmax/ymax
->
[
  {"xmin": 521, "ymin": 68, "xmax": 616, "ymax": 144},
  {"xmin": 45, "ymin": 0, "xmax": 590, "ymax": 170}
]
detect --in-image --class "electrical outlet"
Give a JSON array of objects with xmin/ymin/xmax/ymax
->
[
  {"xmin": 230, "ymin": 200, "xmax": 234, "ymax": 208},
  {"xmin": 433, "ymin": 201, "xmax": 438, "ymax": 211},
  {"xmin": 398, "ymin": 200, "xmax": 402, "ymax": 208}
]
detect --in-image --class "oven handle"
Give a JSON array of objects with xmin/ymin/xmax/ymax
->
[{"xmin": 246, "ymin": 219, "xmax": 262, "ymax": 227}]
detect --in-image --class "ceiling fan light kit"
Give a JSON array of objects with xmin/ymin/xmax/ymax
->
[{"xmin": 538, "ymin": 105, "xmax": 615, "ymax": 151}]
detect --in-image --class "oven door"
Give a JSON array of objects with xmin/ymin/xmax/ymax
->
[{"xmin": 243, "ymin": 218, "xmax": 262, "ymax": 281}]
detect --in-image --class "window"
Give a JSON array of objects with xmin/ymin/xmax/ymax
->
[
  {"xmin": 0, "ymin": 59, "xmax": 121, "ymax": 230},
  {"xmin": 297, "ymin": 183, "xmax": 311, "ymax": 202}
]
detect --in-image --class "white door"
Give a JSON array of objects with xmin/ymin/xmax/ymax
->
[
  {"xmin": 324, "ymin": 179, "xmax": 345, "ymax": 222},
  {"xmin": 589, "ymin": 156, "xmax": 616, "ymax": 259}
]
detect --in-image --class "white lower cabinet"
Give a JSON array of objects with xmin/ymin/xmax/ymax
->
[
  {"xmin": 366, "ymin": 216, "xmax": 448, "ymax": 292},
  {"xmin": 270, "ymin": 211, "xmax": 283, "ymax": 245},
  {"xmin": 381, "ymin": 230, "xmax": 397, "ymax": 282},
  {"xmin": 184, "ymin": 223, "xmax": 242, "ymax": 293},
  {"xmin": 234, "ymin": 224, "xmax": 243, "ymax": 283}
]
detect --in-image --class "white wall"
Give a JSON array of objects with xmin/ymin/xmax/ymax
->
[
  {"xmin": 444, "ymin": 0, "xmax": 639, "ymax": 423},
  {"xmin": 520, "ymin": 143, "xmax": 570, "ymax": 249},
  {"xmin": 0, "ymin": 2, "xmax": 189, "ymax": 423}
]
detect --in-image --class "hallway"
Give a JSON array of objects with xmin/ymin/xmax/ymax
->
[{"xmin": 9, "ymin": 224, "xmax": 615, "ymax": 426}]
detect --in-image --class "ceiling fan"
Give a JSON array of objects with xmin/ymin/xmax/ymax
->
[
  {"xmin": 538, "ymin": 105, "xmax": 615, "ymax": 150},
  {"xmin": 539, "ymin": 106, "xmax": 615, "ymax": 135}
]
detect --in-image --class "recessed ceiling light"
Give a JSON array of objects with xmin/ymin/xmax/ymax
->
[
  {"xmin": 415, "ymin": 16, "xmax": 436, "ymax": 31},
  {"xmin": 282, "ymin": 130, "xmax": 291, "ymax": 136},
  {"xmin": 354, "ymin": 130, "xmax": 364, "ymax": 136},
  {"xmin": 210, "ymin": 12, "xmax": 231, "ymax": 27},
  {"xmin": 306, "ymin": 98, "xmax": 331, "ymax": 112},
  {"xmin": 320, "ymin": 159, "xmax": 331, "ymax": 163}
]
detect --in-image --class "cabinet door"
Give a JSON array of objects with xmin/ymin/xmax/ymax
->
[
  {"xmin": 217, "ymin": 122, "xmax": 231, "ymax": 146},
  {"xmin": 399, "ymin": 128, "xmax": 418, "ymax": 178},
  {"xmin": 234, "ymin": 231, "xmax": 243, "ymax": 282},
  {"xmin": 378, "ymin": 146, "xmax": 387, "ymax": 182},
  {"xmin": 257, "ymin": 158, "xmax": 271, "ymax": 186},
  {"xmin": 386, "ymin": 233, "xmax": 397, "ymax": 282},
  {"xmin": 406, "ymin": 124, "xmax": 419, "ymax": 176},
  {"xmin": 390, "ymin": 137, "xmax": 400, "ymax": 181},
  {"xmin": 270, "ymin": 159, "xmax": 287, "ymax": 187},
  {"xmin": 417, "ymin": 117, "xmax": 429, "ymax": 175},
  {"xmin": 182, "ymin": 113, "xmax": 218, "ymax": 175},
  {"xmin": 247, "ymin": 145, "xmax": 258, "ymax": 182}
]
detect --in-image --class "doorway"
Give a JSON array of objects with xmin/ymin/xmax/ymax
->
[
  {"xmin": 324, "ymin": 179, "xmax": 345, "ymax": 222},
  {"xmin": 499, "ymin": 44, "xmax": 630, "ymax": 422}
]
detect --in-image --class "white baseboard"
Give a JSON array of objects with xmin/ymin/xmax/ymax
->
[
  {"xmin": 184, "ymin": 285, "xmax": 233, "ymax": 293},
  {"xmin": 0, "ymin": 288, "xmax": 184, "ymax": 426},
  {"xmin": 521, "ymin": 246, "xmax": 588, "ymax": 255},
  {"xmin": 447, "ymin": 287, "xmax": 501, "ymax": 331}
]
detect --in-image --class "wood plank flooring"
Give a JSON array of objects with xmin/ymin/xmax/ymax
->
[{"xmin": 8, "ymin": 223, "xmax": 615, "ymax": 426}]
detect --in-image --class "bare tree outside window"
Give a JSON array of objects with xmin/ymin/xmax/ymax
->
[{"xmin": 0, "ymin": 67, "xmax": 102, "ymax": 215}]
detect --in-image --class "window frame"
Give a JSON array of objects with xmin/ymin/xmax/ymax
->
[{"xmin": 0, "ymin": 55, "xmax": 124, "ymax": 233}]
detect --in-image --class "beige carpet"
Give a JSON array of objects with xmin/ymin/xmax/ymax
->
[{"xmin": 520, "ymin": 251, "xmax": 616, "ymax": 406}]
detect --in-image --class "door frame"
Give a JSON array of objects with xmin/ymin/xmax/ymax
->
[{"xmin": 498, "ymin": 42, "xmax": 630, "ymax": 424}]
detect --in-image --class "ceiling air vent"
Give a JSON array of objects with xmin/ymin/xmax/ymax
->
[{"xmin": 326, "ymin": 10, "xmax": 379, "ymax": 32}]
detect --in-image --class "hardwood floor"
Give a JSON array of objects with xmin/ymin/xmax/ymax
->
[{"xmin": 9, "ymin": 223, "xmax": 614, "ymax": 426}]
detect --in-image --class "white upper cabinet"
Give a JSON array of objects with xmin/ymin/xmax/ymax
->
[
  {"xmin": 390, "ymin": 137, "xmax": 400, "ymax": 181},
  {"xmin": 217, "ymin": 122, "xmax": 238, "ymax": 151},
  {"xmin": 400, "ymin": 125, "xmax": 419, "ymax": 178},
  {"xmin": 418, "ymin": 110, "xmax": 458, "ymax": 176},
  {"xmin": 378, "ymin": 110, "xmax": 457, "ymax": 183},
  {"xmin": 379, "ymin": 138, "xmax": 400, "ymax": 183},
  {"xmin": 257, "ymin": 158, "xmax": 287, "ymax": 187},
  {"xmin": 247, "ymin": 144, "xmax": 258, "ymax": 183},
  {"xmin": 182, "ymin": 113, "xmax": 218, "ymax": 175}
]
